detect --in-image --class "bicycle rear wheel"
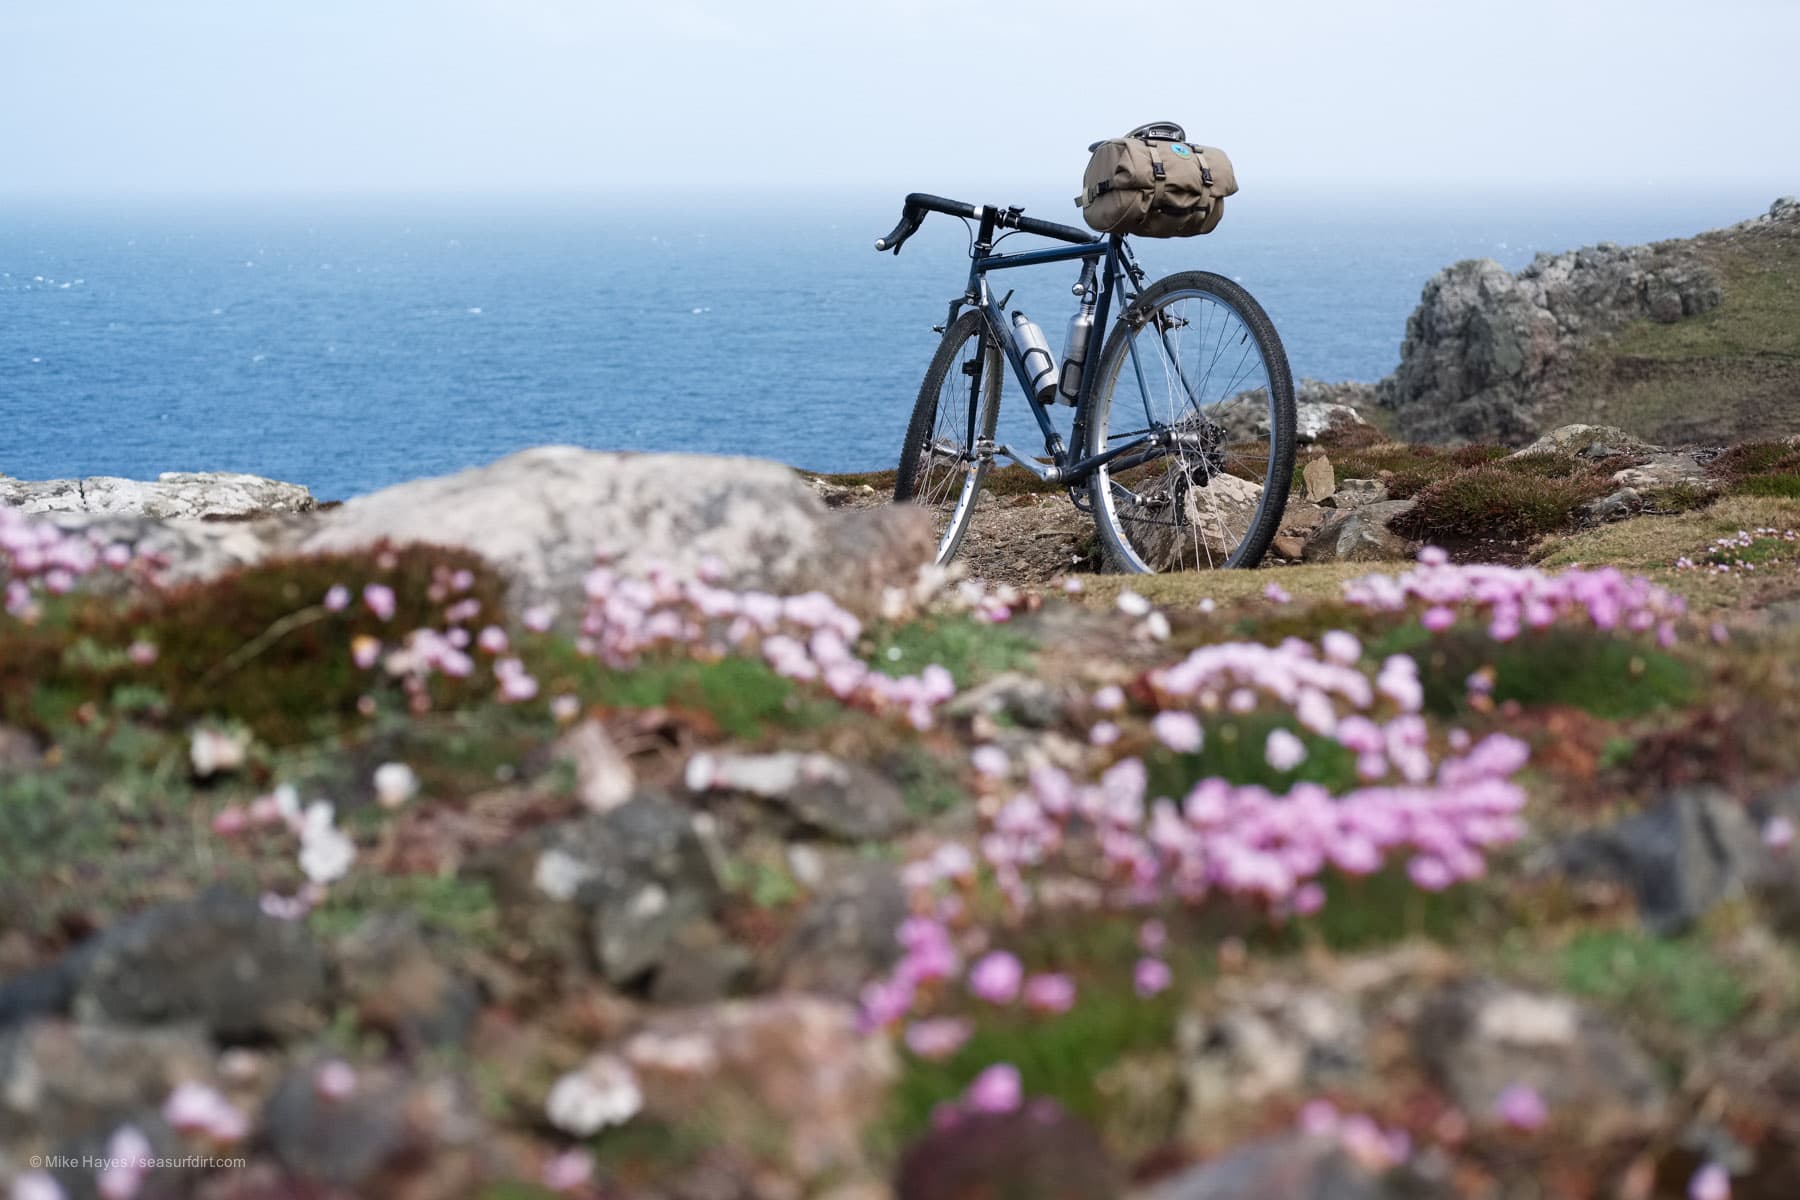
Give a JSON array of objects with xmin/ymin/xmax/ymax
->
[
  {"xmin": 894, "ymin": 311, "xmax": 1002, "ymax": 565},
  {"xmin": 1082, "ymin": 271, "xmax": 1295, "ymax": 573}
]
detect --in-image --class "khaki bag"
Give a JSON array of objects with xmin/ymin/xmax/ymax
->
[{"xmin": 1076, "ymin": 126, "xmax": 1238, "ymax": 238}]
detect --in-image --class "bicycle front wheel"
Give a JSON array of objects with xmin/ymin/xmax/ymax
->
[
  {"xmin": 1082, "ymin": 271, "xmax": 1295, "ymax": 573},
  {"xmin": 894, "ymin": 310, "xmax": 1002, "ymax": 565}
]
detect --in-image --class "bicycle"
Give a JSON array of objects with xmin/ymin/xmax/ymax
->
[{"xmin": 876, "ymin": 180, "xmax": 1296, "ymax": 575}]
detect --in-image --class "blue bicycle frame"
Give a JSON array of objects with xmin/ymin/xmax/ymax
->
[{"xmin": 876, "ymin": 193, "xmax": 1198, "ymax": 492}]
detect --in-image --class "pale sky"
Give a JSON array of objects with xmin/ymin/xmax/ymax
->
[{"xmin": 2, "ymin": 0, "xmax": 1795, "ymax": 197}]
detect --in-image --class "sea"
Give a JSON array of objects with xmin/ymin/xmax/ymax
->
[{"xmin": 1, "ymin": 188, "xmax": 1782, "ymax": 500}]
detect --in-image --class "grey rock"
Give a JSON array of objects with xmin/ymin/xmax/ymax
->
[
  {"xmin": 0, "ymin": 1018, "xmax": 211, "ymax": 1152},
  {"xmin": 1301, "ymin": 500, "xmax": 1418, "ymax": 563},
  {"xmin": 1611, "ymin": 452, "xmax": 1710, "ymax": 490},
  {"xmin": 773, "ymin": 860, "xmax": 907, "ymax": 1000},
  {"xmin": 646, "ymin": 917, "xmax": 752, "ymax": 1005},
  {"xmin": 263, "ymin": 1060, "xmax": 492, "ymax": 1196},
  {"xmin": 1138, "ymin": 1135, "xmax": 1387, "ymax": 1200},
  {"xmin": 1376, "ymin": 232, "xmax": 1724, "ymax": 446},
  {"xmin": 1218, "ymin": 379, "xmax": 1374, "ymax": 446},
  {"xmin": 72, "ymin": 889, "xmax": 328, "ymax": 1041},
  {"xmin": 1555, "ymin": 786, "xmax": 1763, "ymax": 933},
  {"xmin": 1579, "ymin": 487, "xmax": 1643, "ymax": 524},
  {"xmin": 687, "ymin": 749, "xmax": 910, "ymax": 841},
  {"xmin": 1509, "ymin": 423, "xmax": 1657, "ymax": 460},
  {"xmin": 1178, "ymin": 979, "xmax": 1366, "ymax": 1111},
  {"xmin": 296, "ymin": 446, "xmax": 934, "ymax": 621},
  {"xmin": 1321, "ymin": 478, "xmax": 1389, "ymax": 510},
  {"xmin": 0, "ymin": 725, "xmax": 42, "ymax": 775},
  {"xmin": 0, "ymin": 471, "xmax": 315, "ymax": 519},
  {"xmin": 1415, "ymin": 978, "xmax": 1667, "ymax": 1135},
  {"xmin": 484, "ymin": 794, "xmax": 721, "ymax": 989},
  {"xmin": 945, "ymin": 671, "xmax": 1068, "ymax": 729},
  {"xmin": 332, "ymin": 913, "xmax": 482, "ymax": 1049}
]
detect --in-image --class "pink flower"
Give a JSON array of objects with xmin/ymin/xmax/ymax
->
[
  {"xmin": 1494, "ymin": 1082, "xmax": 1547, "ymax": 1131},
  {"xmin": 1689, "ymin": 1163, "xmax": 1731, "ymax": 1200},
  {"xmin": 541, "ymin": 1148, "xmax": 594, "ymax": 1193},
  {"xmin": 126, "ymin": 640, "xmax": 158, "ymax": 666},
  {"xmin": 1298, "ymin": 1098, "xmax": 1339, "ymax": 1136},
  {"xmin": 1407, "ymin": 857, "xmax": 1456, "ymax": 891},
  {"xmin": 964, "ymin": 1063, "xmax": 1022, "ymax": 1113},
  {"xmin": 1263, "ymin": 583, "xmax": 1292, "ymax": 604},
  {"xmin": 971, "ymin": 745, "xmax": 1010, "ymax": 777},
  {"xmin": 363, "ymin": 583, "xmax": 396, "ymax": 621},
  {"xmin": 1292, "ymin": 882, "xmax": 1327, "ymax": 915},
  {"xmin": 1022, "ymin": 973, "xmax": 1077, "ymax": 1014},
  {"xmin": 1093, "ymin": 685, "xmax": 1126, "ymax": 712},
  {"xmin": 1134, "ymin": 957, "xmax": 1172, "ymax": 997},
  {"xmin": 967, "ymin": 951, "xmax": 1023, "ymax": 1004},
  {"xmin": 1765, "ymin": 816, "xmax": 1795, "ymax": 851},
  {"xmin": 9, "ymin": 1172, "xmax": 64, "ymax": 1200},
  {"xmin": 1138, "ymin": 919, "xmax": 1167, "ymax": 954},
  {"xmin": 210, "ymin": 805, "xmax": 249, "ymax": 836},
  {"xmin": 904, "ymin": 1017, "xmax": 973, "ymax": 1060},
  {"xmin": 1089, "ymin": 721, "xmax": 1120, "ymax": 746},
  {"xmin": 323, "ymin": 584, "xmax": 350, "ymax": 611},
  {"xmin": 314, "ymin": 1060, "xmax": 358, "ymax": 1101},
  {"xmin": 1265, "ymin": 728, "xmax": 1307, "ymax": 772},
  {"xmin": 1421, "ymin": 606, "xmax": 1456, "ymax": 632},
  {"xmin": 1152, "ymin": 710, "xmax": 1204, "ymax": 754},
  {"xmin": 351, "ymin": 635, "xmax": 381, "ymax": 670},
  {"xmin": 476, "ymin": 625, "xmax": 509, "ymax": 654}
]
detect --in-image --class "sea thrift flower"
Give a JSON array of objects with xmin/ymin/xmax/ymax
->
[
  {"xmin": 9, "ymin": 1171, "xmax": 64, "ymax": 1200},
  {"xmin": 546, "ymin": 1054, "xmax": 642, "ymax": 1136},
  {"xmin": 1495, "ymin": 1082, "xmax": 1548, "ymax": 1131},
  {"xmin": 363, "ymin": 583, "xmax": 396, "ymax": 621},
  {"xmin": 1298, "ymin": 1098, "xmax": 1339, "ymax": 1137},
  {"xmin": 323, "ymin": 584, "xmax": 350, "ymax": 611},
  {"xmin": 1138, "ymin": 919, "xmax": 1167, "ymax": 955},
  {"xmin": 967, "ymin": 951, "xmax": 1024, "ymax": 1004},
  {"xmin": 541, "ymin": 1148, "xmax": 595, "ymax": 1194},
  {"xmin": 373, "ymin": 762, "xmax": 418, "ymax": 809},
  {"xmin": 1116, "ymin": 590, "xmax": 1151, "ymax": 617},
  {"xmin": 126, "ymin": 640, "xmax": 158, "ymax": 666},
  {"xmin": 1321, "ymin": 630, "xmax": 1361, "ymax": 664},
  {"xmin": 97, "ymin": 1124, "xmax": 151, "ymax": 1200},
  {"xmin": 476, "ymin": 625, "xmax": 509, "ymax": 654},
  {"xmin": 351, "ymin": 635, "xmax": 381, "ymax": 669},
  {"xmin": 495, "ymin": 657, "xmax": 540, "ymax": 702},
  {"xmin": 1265, "ymin": 728, "xmax": 1308, "ymax": 772},
  {"xmin": 314, "ymin": 1060, "xmax": 359, "ymax": 1101},
  {"xmin": 971, "ymin": 745, "xmax": 1010, "ymax": 777},
  {"xmin": 1093, "ymin": 685, "xmax": 1126, "ymax": 712},
  {"xmin": 189, "ymin": 726, "xmax": 248, "ymax": 778},
  {"xmin": 1134, "ymin": 957, "xmax": 1172, "ymax": 997},
  {"xmin": 1421, "ymin": 605, "xmax": 1456, "ymax": 632},
  {"xmin": 1689, "ymin": 1163, "xmax": 1731, "ymax": 1200},
  {"xmin": 1089, "ymin": 721, "xmax": 1120, "ymax": 746},
  {"xmin": 904, "ymin": 1017, "xmax": 974, "ymax": 1060},
  {"xmin": 1022, "ymin": 973, "xmax": 1077, "ymax": 1014},
  {"xmin": 1152, "ymin": 710, "xmax": 1204, "ymax": 753},
  {"xmin": 523, "ymin": 603, "xmax": 556, "ymax": 632},
  {"xmin": 964, "ymin": 1064, "xmax": 1022, "ymax": 1113},
  {"xmin": 550, "ymin": 694, "xmax": 581, "ymax": 722},
  {"xmin": 1765, "ymin": 816, "xmax": 1795, "ymax": 850},
  {"xmin": 163, "ymin": 1081, "xmax": 249, "ymax": 1143},
  {"xmin": 1263, "ymin": 582, "xmax": 1291, "ymax": 604},
  {"xmin": 1293, "ymin": 882, "xmax": 1327, "ymax": 915}
]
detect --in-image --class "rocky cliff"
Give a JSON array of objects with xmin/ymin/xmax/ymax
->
[{"xmin": 1377, "ymin": 197, "xmax": 1800, "ymax": 446}]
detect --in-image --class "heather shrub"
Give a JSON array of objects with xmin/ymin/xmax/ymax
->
[{"xmin": 1397, "ymin": 466, "xmax": 1610, "ymax": 541}]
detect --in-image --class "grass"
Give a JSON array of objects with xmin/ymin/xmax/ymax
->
[
  {"xmin": 1144, "ymin": 715, "xmax": 1359, "ymax": 798},
  {"xmin": 867, "ymin": 613, "xmax": 1036, "ymax": 689},
  {"xmin": 1558, "ymin": 929, "xmax": 1749, "ymax": 1035},
  {"xmin": 311, "ymin": 873, "xmax": 501, "ymax": 946},
  {"xmin": 1544, "ymin": 222, "xmax": 1800, "ymax": 446}
]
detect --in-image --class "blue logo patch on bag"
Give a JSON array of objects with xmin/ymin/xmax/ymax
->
[{"xmin": 1169, "ymin": 144, "xmax": 1192, "ymax": 157}]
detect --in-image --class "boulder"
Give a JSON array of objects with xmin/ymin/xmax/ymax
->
[
  {"xmin": 296, "ymin": 446, "xmax": 934, "ymax": 620},
  {"xmin": 1578, "ymin": 487, "xmax": 1643, "ymax": 524},
  {"xmin": 771, "ymin": 860, "xmax": 907, "ymax": 1000},
  {"xmin": 480, "ymin": 794, "xmax": 723, "ymax": 988},
  {"xmin": 71, "ymin": 890, "xmax": 329, "ymax": 1041},
  {"xmin": 1414, "ymin": 978, "xmax": 1668, "ymax": 1137},
  {"xmin": 1321, "ymin": 479, "xmax": 1389, "ymax": 510},
  {"xmin": 686, "ymin": 750, "xmax": 911, "ymax": 841},
  {"xmin": 0, "ymin": 472, "xmax": 315, "ymax": 519},
  {"xmin": 1611, "ymin": 452, "xmax": 1711, "ymax": 490},
  {"xmin": 896, "ymin": 1105, "xmax": 1123, "ymax": 1200},
  {"xmin": 1137, "ymin": 1135, "xmax": 1390, "ymax": 1200},
  {"xmin": 1553, "ymin": 787, "xmax": 1764, "ymax": 933},
  {"xmin": 1301, "ymin": 500, "xmax": 1418, "ymax": 563},
  {"xmin": 332, "ymin": 913, "xmax": 482, "ymax": 1050},
  {"xmin": 262, "ymin": 1060, "xmax": 495, "ymax": 1198},
  {"xmin": 1510, "ymin": 424, "xmax": 1656, "ymax": 460},
  {"xmin": 621, "ymin": 994, "xmax": 896, "ymax": 1188},
  {"xmin": 0, "ymin": 1018, "xmax": 212, "ymax": 1154}
]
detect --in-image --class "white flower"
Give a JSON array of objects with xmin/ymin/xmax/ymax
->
[
  {"xmin": 546, "ymin": 1053, "xmax": 642, "ymax": 1135},
  {"xmin": 189, "ymin": 726, "xmax": 249, "ymax": 778},
  {"xmin": 1116, "ymin": 590, "xmax": 1151, "ymax": 617},
  {"xmin": 298, "ymin": 809, "xmax": 355, "ymax": 886},
  {"xmin": 1265, "ymin": 728, "xmax": 1309, "ymax": 772},
  {"xmin": 373, "ymin": 762, "xmax": 419, "ymax": 809}
]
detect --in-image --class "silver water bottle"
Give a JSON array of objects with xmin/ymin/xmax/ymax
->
[
  {"xmin": 1057, "ymin": 307, "xmax": 1095, "ymax": 405},
  {"xmin": 1011, "ymin": 311, "xmax": 1059, "ymax": 403}
]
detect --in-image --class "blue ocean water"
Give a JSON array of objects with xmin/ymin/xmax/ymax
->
[{"xmin": 1, "ymin": 189, "xmax": 1779, "ymax": 500}]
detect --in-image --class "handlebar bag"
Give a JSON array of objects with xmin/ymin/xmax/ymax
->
[{"xmin": 1075, "ymin": 134, "xmax": 1238, "ymax": 237}]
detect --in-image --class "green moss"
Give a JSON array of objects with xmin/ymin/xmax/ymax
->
[
  {"xmin": 1373, "ymin": 624, "xmax": 1693, "ymax": 719},
  {"xmin": 1559, "ymin": 929, "xmax": 1749, "ymax": 1034},
  {"xmin": 589, "ymin": 654, "xmax": 827, "ymax": 739},
  {"xmin": 868, "ymin": 614, "xmax": 1035, "ymax": 690}
]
